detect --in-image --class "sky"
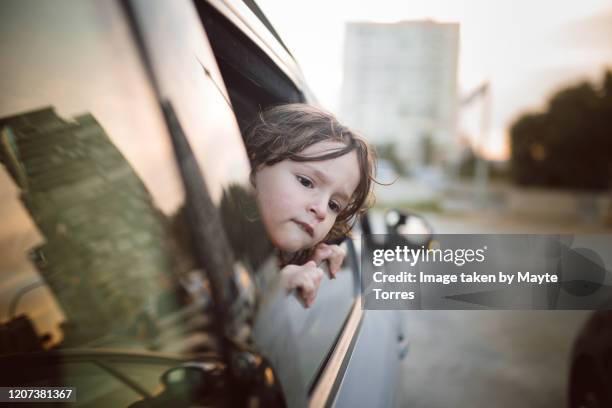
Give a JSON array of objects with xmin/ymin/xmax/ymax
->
[{"xmin": 257, "ymin": 0, "xmax": 612, "ymax": 160}]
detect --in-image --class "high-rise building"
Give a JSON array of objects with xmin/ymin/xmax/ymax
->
[{"xmin": 340, "ymin": 20, "xmax": 460, "ymax": 169}]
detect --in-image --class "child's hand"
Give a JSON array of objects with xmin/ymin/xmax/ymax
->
[
  {"xmin": 311, "ymin": 243, "xmax": 346, "ymax": 279},
  {"xmin": 280, "ymin": 261, "xmax": 324, "ymax": 308}
]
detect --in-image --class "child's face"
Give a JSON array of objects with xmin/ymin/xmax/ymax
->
[{"xmin": 254, "ymin": 141, "xmax": 360, "ymax": 253}]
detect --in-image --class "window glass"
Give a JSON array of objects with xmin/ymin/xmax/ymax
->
[
  {"xmin": 127, "ymin": 0, "xmax": 252, "ymax": 205},
  {"xmin": 125, "ymin": 0, "xmax": 275, "ymax": 331},
  {"xmin": 0, "ymin": 0, "xmax": 203, "ymax": 354}
]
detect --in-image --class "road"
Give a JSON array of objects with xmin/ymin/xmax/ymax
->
[{"xmin": 391, "ymin": 210, "xmax": 612, "ymax": 408}]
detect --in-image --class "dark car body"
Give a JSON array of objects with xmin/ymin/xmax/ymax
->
[
  {"xmin": 568, "ymin": 310, "xmax": 612, "ymax": 408},
  {"xmin": 0, "ymin": 0, "xmax": 404, "ymax": 407}
]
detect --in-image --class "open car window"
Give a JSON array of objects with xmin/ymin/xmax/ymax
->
[{"xmin": 192, "ymin": 0, "xmax": 361, "ymax": 401}]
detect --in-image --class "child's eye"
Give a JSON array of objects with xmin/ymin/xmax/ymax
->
[
  {"xmin": 328, "ymin": 200, "xmax": 341, "ymax": 213},
  {"xmin": 296, "ymin": 175, "xmax": 313, "ymax": 188}
]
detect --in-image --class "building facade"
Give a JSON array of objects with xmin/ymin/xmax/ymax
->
[{"xmin": 340, "ymin": 20, "xmax": 460, "ymax": 170}]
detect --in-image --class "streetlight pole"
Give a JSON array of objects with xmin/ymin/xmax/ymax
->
[{"xmin": 462, "ymin": 81, "xmax": 491, "ymax": 207}]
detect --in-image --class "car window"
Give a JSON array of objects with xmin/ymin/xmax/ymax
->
[
  {"xmin": 124, "ymin": 0, "xmax": 272, "ymax": 334},
  {"xmin": 0, "ymin": 0, "xmax": 207, "ymax": 353}
]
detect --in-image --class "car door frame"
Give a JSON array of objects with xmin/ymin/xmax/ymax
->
[{"xmin": 123, "ymin": 0, "xmax": 376, "ymax": 406}]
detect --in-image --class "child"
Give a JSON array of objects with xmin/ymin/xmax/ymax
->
[{"xmin": 244, "ymin": 104, "xmax": 375, "ymax": 307}]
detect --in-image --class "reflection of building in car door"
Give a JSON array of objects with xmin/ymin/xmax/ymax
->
[{"xmin": 0, "ymin": 108, "xmax": 197, "ymax": 346}]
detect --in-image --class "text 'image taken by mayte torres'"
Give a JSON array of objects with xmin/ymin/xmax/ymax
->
[{"xmin": 362, "ymin": 234, "xmax": 611, "ymax": 310}]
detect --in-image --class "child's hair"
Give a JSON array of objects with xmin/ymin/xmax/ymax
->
[{"xmin": 244, "ymin": 103, "xmax": 376, "ymax": 247}]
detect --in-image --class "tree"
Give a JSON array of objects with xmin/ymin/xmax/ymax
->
[
  {"xmin": 510, "ymin": 70, "xmax": 612, "ymax": 190},
  {"xmin": 375, "ymin": 142, "xmax": 408, "ymax": 175}
]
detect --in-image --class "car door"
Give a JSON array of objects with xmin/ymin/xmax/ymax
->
[
  {"xmin": 0, "ymin": 0, "xmax": 402, "ymax": 406},
  {"xmin": 126, "ymin": 1, "xmax": 377, "ymax": 406}
]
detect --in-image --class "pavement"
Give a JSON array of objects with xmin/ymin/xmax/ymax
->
[
  {"xmin": 399, "ymin": 309, "xmax": 587, "ymax": 408},
  {"xmin": 379, "ymin": 208, "xmax": 612, "ymax": 408}
]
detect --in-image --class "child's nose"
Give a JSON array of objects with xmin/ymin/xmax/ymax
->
[{"xmin": 308, "ymin": 198, "xmax": 327, "ymax": 221}]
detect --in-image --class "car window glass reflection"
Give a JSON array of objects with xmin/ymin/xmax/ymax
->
[{"xmin": 0, "ymin": 1, "xmax": 211, "ymax": 355}]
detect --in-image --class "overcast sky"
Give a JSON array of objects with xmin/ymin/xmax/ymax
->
[{"xmin": 257, "ymin": 0, "xmax": 612, "ymax": 159}]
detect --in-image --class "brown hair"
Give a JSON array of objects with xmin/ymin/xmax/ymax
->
[{"xmin": 244, "ymin": 103, "xmax": 376, "ymax": 260}]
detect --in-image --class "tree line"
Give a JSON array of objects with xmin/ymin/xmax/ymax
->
[{"xmin": 510, "ymin": 70, "xmax": 612, "ymax": 190}]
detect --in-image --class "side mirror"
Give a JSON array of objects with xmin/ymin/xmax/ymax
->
[
  {"xmin": 158, "ymin": 352, "xmax": 285, "ymax": 407},
  {"xmin": 160, "ymin": 362, "xmax": 225, "ymax": 403},
  {"xmin": 385, "ymin": 209, "xmax": 434, "ymax": 249}
]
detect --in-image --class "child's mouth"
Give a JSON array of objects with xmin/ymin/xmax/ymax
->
[{"xmin": 294, "ymin": 220, "xmax": 314, "ymax": 237}]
